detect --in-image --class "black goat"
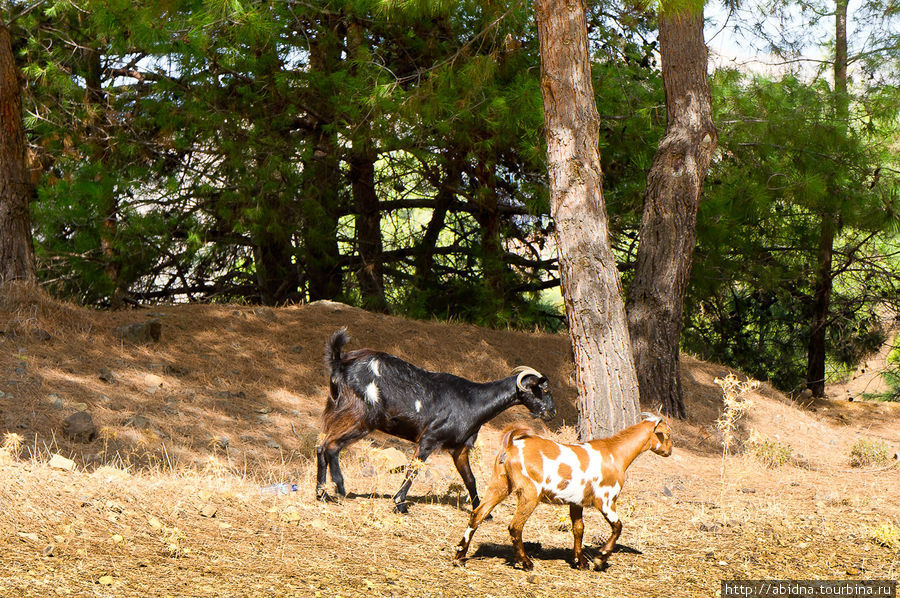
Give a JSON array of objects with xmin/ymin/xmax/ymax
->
[{"xmin": 316, "ymin": 328, "xmax": 556, "ymax": 513}]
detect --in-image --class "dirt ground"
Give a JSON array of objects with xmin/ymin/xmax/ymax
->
[{"xmin": 0, "ymin": 285, "xmax": 897, "ymax": 597}]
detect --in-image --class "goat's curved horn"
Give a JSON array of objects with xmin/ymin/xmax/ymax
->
[{"xmin": 513, "ymin": 366, "xmax": 543, "ymax": 391}]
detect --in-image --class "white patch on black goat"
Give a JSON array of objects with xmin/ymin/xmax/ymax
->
[
  {"xmin": 370, "ymin": 360, "xmax": 380, "ymax": 377},
  {"xmin": 365, "ymin": 382, "xmax": 380, "ymax": 405},
  {"xmin": 415, "ymin": 400, "xmax": 422, "ymax": 413}
]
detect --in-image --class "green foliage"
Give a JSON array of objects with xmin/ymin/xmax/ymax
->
[{"xmin": 683, "ymin": 71, "xmax": 900, "ymax": 391}]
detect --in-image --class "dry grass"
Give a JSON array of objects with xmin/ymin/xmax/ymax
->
[
  {"xmin": 849, "ymin": 436, "xmax": 893, "ymax": 468},
  {"xmin": 1, "ymin": 290, "xmax": 899, "ymax": 597}
]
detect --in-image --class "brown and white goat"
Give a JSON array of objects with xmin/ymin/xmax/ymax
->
[{"xmin": 454, "ymin": 413, "xmax": 672, "ymax": 570}]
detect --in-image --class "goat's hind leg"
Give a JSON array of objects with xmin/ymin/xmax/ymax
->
[
  {"xmin": 570, "ymin": 505, "xmax": 590, "ymax": 570},
  {"xmin": 316, "ymin": 427, "xmax": 369, "ymax": 502},
  {"xmin": 508, "ymin": 490, "xmax": 539, "ymax": 571},
  {"xmin": 455, "ymin": 473, "xmax": 511, "ymax": 563}
]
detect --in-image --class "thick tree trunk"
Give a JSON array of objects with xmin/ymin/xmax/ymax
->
[
  {"xmin": 350, "ymin": 143, "xmax": 388, "ymax": 312},
  {"xmin": 533, "ymin": 0, "xmax": 641, "ymax": 440},
  {"xmin": 807, "ymin": 214, "xmax": 836, "ymax": 396},
  {"xmin": 806, "ymin": 0, "xmax": 847, "ymax": 396},
  {"xmin": 625, "ymin": 8, "xmax": 717, "ymax": 419},
  {"xmin": 0, "ymin": 22, "xmax": 37, "ymax": 284},
  {"xmin": 303, "ymin": 20, "xmax": 343, "ymax": 301}
]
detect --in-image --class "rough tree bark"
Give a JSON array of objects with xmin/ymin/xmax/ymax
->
[
  {"xmin": 533, "ymin": 0, "xmax": 641, "ymax": 440},
  {"xmin": 303, "ymin": 18, "xmax": 343, "ymax": 301},
  {"xmin": 0, "ymin": 21, "xmax": 37, "ymax": 284},
  {"xmin": 625, "ymin": 4, "xmax": 718, "ymax": 418},
  {"xmin": 806, "ymin": 0, "xmax": 847, "ymax": 396}
]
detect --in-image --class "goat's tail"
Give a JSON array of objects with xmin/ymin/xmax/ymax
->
[
  {"xmin": 326, "ymin": 328, "xmax": 350, "ymax": 402},
  {"xmin": 495, "ymin": 423, "xmax": 535, "ymax": 466}
]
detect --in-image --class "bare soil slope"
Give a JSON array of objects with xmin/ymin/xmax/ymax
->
[{"xmin": 1, "ymin": 286, "xmax": 897, "ymax": 597}]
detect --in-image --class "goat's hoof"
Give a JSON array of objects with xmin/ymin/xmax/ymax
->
[
  {"xmin": 592, "ymin": 557, "xmax": 610, "ymax": 571},
  {"xmin": 514, "ymin": 557, "xmax": 534, "ymax": 571},
  {"xmin": 452, "ymin": 557, "xmax": 467, "ymax": 567},
  {"xmin": 316, "ymin": 490, "xmax": 338, "ymax": 503},
  {"xmin": 573, "ymin": 556, "xmax": 590, "ymax": 570},
  {"xmin": 393, "ymin": 502, "xmax": 410, "ymax": 514}
]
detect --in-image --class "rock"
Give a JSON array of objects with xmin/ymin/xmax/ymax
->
[
  {"xmin": 113, "ymin": 319, "xmax": 161, "ymax": 344},
  {"xmin": 31, "ymin": 329, "xmax": 52, "ymax": 342},
  {"xmin": 210, "ymin": 436, "xmax": 229, "ymax": 450},
  {"xmin": 147, "ymin": 516, "xmax": 163, "ymax": 530},
  {"xmin": 42, "ymin": 544, "xmax": 55, "ymax": 557},
  {"xmin": 71, "ymin": 402, "xmax": 88, "ymax": 412},
  {"xmin": 265, "ymin": 439, "xmax": 280, "ymax": 450},
  {"xmin": 163, "ymin": 364, "xmax": 188, "ymax": 376},
  {"xmin": 200, "ymin": 504, "xmax": 218, "ymax": 518},
  {"xmin": 62, "ymin": 411, "xmax": 97, "ymax": 443},
  {"xmin": 662, "ymin": 485, "xmax": 674, "ymax": 497},
  {"xmin": 253, "ymin": 307, "xmax": 278, "ymax": 322},
  {"xmin": 740, "ymin": 487, "xmax": 756, "ymax": 494},
  {"xmin": 98, "ymin": 368, "xmax": 118, "ymax": 383},
  {"xmin": 48, "ymin": 394, "xmax": 65, "ymax": 410},
  {"xmin": 98, "ymin": 575, "xmax": 113, "ymax": 586},
  {"xmin": 17, "ymin": 532, "xmax": 40, "ymax": 542},
  {"xmin": 700, "ymin": 522, "xmax": 720, "ymax": 533},
  {"xmin": 145, "ymin": 374, "xmax": 164, "ymax": 387},
  {"xmin": 48, "ymin": 454, "xmax": 76, "ymax": 472},
  {"xmin": 125, "ymin": 414, "xmax": 152, "ymax": 430}
]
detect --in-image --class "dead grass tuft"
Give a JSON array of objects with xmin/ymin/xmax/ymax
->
[
  {"xmin": 746, "ymin": 431, "xmax": 794, "ymax": 468},
  {"xmin": 849, "ymin": 436, "xmax": 892, "ymax": 467},
  {"xmin": 871, "ymin": 522, "xmax": 900, "ymax": 549}
]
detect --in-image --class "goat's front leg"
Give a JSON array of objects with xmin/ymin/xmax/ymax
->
[
  {"xmin": 596, "ymin": 498, "xmax": 622, "ymax": 567},
  {"xmin": 450, "ymin": 445, "xmax": 480, "ymax": 510},
  {"xmin": 570, "ymin": 505, "xmax": 590, "ymax": 569},
  {"xmin": 392, "ymin": 444, "xmax": 435, "ymax": 514}
]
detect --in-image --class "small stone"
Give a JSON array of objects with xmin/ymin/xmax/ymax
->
[
  {"xmin": 147, "ymin": 516, "xmax": 162, "ymax": 530},
  {"xmin": 846, "ymin": 568, "xmax": 859, "ymax": 576},
  {"xmin": 282, "ymin": 508, "xmax": 302, "ymax": 524},
  {"xmin": 266, "ymin": 439, "xmax": 280, "ymax": 450},
  {"xmin": 111, "ymin": 534, "xmax": 123, "ymax": 543},
  {"xmin": 145, "ymin": 374, "xmax": 164, "ymax": 387},
  {"xmin": 662, "ymin": 486, "xmax": 673, "ymax": 497},
  {"xmin": 210, "ymin": 436, "xmax": 229, "ymax": 450},
  {"xmin": 42, "ymin": 544, "xmax": 55, "ymax": 557},
  {"xmin": 200, "ymin": 504, "xmax": 218, "ymax": 518},
  {"xmin": 71, "ymin": 403, "xmax": 88, "ymax": 412},
  {"xmin": 48, "ymin": 454, "xmax": 76, "ymax": 472},
  {"xmin": 114, "ymin": 319, "xmax": 161, "ymax": 344},
  {"xmin": 740, "ymin": 488, "xmax": 756, "ymax": 494},
  {"xmin": 62, "ymin": 411, "xmax": 97, "ymax": 443},
  {"xmin": 98, "ymin": 575, "xmax": 113, "ymax": 586},
  {"xmin": 48, "ymin": 394, "xmax": 64, "ymax": 410},
  {"xmin": 700, "ymin": 522, "xmax": 720, "ymax": 533},
  {"xmin": 31, "ymin": 329, "xmax": 52, "ymax": 342},
  {"xmin": 290, "ymin": 345, "xmax": 303, "ymax": 354},
  {"xmin": 718, "ymin": 560, "xmax": 728, "ymax": 566},
  {"xmin": 98, "ymin": 368, "xmax": 118, "ymax": 383},
  {"xmin": 17, "ymin": 532, "xmax": 40, "ymax": 542}
]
